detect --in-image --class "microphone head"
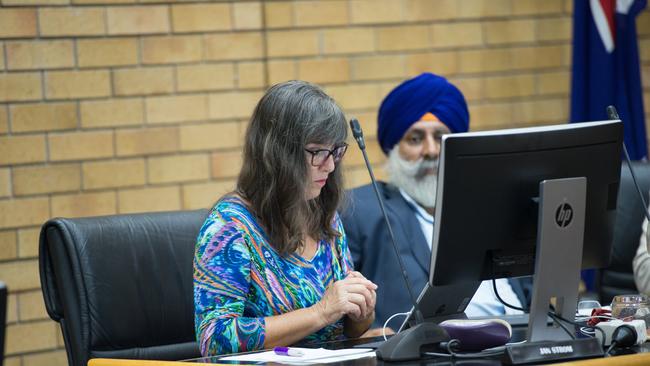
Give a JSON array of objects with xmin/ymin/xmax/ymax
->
[
  {"xmin": 349, "ymin": 118, "xmax": 363, "ymax": 139},
  {"xmin": 349, "ymin": 118, "xmax": 366, "ymax": 149},
  {"xmin": 606, "ymin": 105, "xmax": 620, "ymax": 120}
]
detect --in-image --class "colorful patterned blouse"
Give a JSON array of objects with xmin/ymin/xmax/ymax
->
[{"xmin": 193, "ymin": 195, "xmax": 354, "ymax": 356}]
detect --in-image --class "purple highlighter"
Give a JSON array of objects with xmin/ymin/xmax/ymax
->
[
  {"xmin": 273, "ymin": 347, "xmax": 305, "ymax": 357},
  {"xmin": 439, "ymin": 319, "xmax": 512, "ymax": 351}
]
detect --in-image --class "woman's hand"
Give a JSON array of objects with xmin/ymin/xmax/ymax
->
[
  {"xmin": 344, "ymin": 271, "xmax": 377, "ymax": 323},
  {"xmin": 314, "ymin": 271, "xmax": 377, "ymax": 325}
]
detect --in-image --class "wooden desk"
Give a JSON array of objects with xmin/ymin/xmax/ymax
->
[
  {"xmin": 88, "ymin": 337, "xmax": 650, "ymax": 366},
  {"xmin": 89, "ymin": 348, "xmax": 650, "ymax": 366},
  {"xmin": 555, "ymin": 352, "xmax": 650, "ymax": 366},
  {"xmin": 88, "ymin": 352, "xmax": 650, "ymax": 366},
  {"xmin": 89, "ymin": 361, "xmax": 201, "ymax": 366}
]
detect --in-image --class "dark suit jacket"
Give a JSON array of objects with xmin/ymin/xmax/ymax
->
[{"xmin": 341, "ymin": 182, "xmax": 531, "ymax": 328}]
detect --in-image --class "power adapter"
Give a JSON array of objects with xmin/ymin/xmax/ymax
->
[{"xmin": 595, "ymin": 319, "xmax": 647, "ymax": 346}]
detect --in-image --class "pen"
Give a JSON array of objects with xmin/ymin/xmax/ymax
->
[{"xmin": 273, "ymin": 347, "xmax": 304, "ymax": 357}]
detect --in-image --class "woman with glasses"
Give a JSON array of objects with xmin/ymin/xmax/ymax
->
[{"xmin": 193, "ymin": 81, "xmax": 378, "ymax": 356}]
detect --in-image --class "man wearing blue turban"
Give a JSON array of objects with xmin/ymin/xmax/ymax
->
[{"xmin": 342, "ymin": 73, "xmax": 527, "ymax": 331}]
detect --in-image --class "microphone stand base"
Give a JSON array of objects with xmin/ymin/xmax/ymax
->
[{"xmin": 376, "ymin": 322, "xmax": 450, "ymax": 361}]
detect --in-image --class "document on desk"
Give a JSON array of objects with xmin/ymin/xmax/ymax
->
[{"xmin": 220, "ymin": 347, "xmax": 376, "ymax": 364}]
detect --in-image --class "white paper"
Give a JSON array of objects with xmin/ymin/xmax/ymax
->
[{"xmin": 220, "ymin": 347, "xmax": 376, "ymax": 364}]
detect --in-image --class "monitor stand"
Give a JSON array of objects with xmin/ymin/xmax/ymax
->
[
  {"xmin": 504, "ymin": 177, "xmax": 603, "ymax": 364},
  {"xmin": 526, "ymin": 177, "xmax": 586, "ymax": 341}
]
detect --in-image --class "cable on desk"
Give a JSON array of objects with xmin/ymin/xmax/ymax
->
[
  {"xmin": 491, "ymin": 278, "xmax": 527, "ymax": 312},
  {"xmin": 422, "ymin": 339, "xmax": 506, "ymax": 359},
  {"xmin": 382, "ymin": 312, "xmax": 410, "ymax": 340},
  {"xmin": 491, "ymin": 278, "xmax": 608, "ymax": 347},
  {"xmin": 547, "ymin": 312, "xmax": 577, "ymax": 339},
  {"xmin": 490, "ymin": 277, "xmax": 573, "ymax": 338},
  {"xmin": 546, "ymin": 311, "xmax": 607, "ymax": 349}
]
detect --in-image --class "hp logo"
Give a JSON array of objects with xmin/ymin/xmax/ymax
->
[{"xmin": 555, "ymin": 203, "xmax": 573, "ymax": 228}]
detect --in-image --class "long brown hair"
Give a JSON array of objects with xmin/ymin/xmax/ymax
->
[{"xmin": 236, "ymin": 81, "xmax": 348, "ymax": 255}]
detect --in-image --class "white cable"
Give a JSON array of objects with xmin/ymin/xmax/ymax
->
[
  {"xmin": 574, "ymin": 315, "xmax": 618, "ymax": 322},
  {"xmin": 382, "ymin": 311, "xmax": 410, "ymax": 340},
  {"xmin": 575, "ymin": 315, "xmax": 619, "ymax": 340},
  {"xmin": 505, "ymin": 339, "xmax": 528, "ymax": 346},
  {"xmin": 581, "ymin": 327, "xmax": 596, "ymax": 336}
]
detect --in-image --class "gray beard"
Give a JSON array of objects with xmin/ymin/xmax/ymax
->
[{"xmin": 386, "ymin": 148, "xmax": 438, "ymax": 209}]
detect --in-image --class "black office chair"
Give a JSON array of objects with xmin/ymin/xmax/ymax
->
[
  {"xmin": 599, "ymin": 161, "xmax": 650, "ymax": 305},
  {"xmin": 39, "ymin": 209, "xmax": 208, "ymax": 366}
]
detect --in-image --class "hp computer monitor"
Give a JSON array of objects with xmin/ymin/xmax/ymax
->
[
  {"xmin": 431, "ymin": 120, "xmax": 622, "ymax": 284},
  {"xmin": 411, "ymin": 120, "xmax": 623, "ymax": 341}
]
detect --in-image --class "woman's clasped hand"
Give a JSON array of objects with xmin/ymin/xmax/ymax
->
[{"xmin": 316, "ymin": 271, "xmax": 377, "ymax": 324}]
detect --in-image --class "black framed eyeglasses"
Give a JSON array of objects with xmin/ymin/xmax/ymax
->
[{"xmin": 304, "ymin": 143, "xmax": 348, "ymax": 166}]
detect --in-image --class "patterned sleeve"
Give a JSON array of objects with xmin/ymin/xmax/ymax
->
[
  {"xmin": 334, "ymin": 213, "xmax": 355, "ymax": 276},
  {"xmin": 193, "ymin": 207, "xmax": 265, "ymax": 356}
]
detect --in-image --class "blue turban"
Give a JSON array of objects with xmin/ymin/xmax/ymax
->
[{"xmin": 377, "ymin": 73, "xmax": 470, "ymax": 154}]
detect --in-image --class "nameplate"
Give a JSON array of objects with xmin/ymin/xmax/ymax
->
[{"xmin": 503, "ymin": 338, "xmax": 603, "ymax": 365}]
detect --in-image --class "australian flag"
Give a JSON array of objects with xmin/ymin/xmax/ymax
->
[{"xmin": 571, "ymin": 0, "xmax": 648, "ymax": 160}]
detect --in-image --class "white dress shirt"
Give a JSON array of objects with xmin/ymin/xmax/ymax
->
[{"xmin": 399, "ymin": 189, "xmax": 524, "ymax": 316}]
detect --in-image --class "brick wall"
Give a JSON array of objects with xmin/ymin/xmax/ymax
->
[{"xmin": 0, "ymin": 0, "xmax": 648, "ymax": 364}]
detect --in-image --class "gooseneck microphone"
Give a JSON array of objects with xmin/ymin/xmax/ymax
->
[
  {"xmin": 349, "ymin": 119, "xmax": 449, "ymax": 361},
  {"xmin": 349, "ymin": 119, "xmax": 366, "ymax": 150},
  {"xmin": 349, "ymin": 119, "xmax": 423, "ymax": 323}
]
